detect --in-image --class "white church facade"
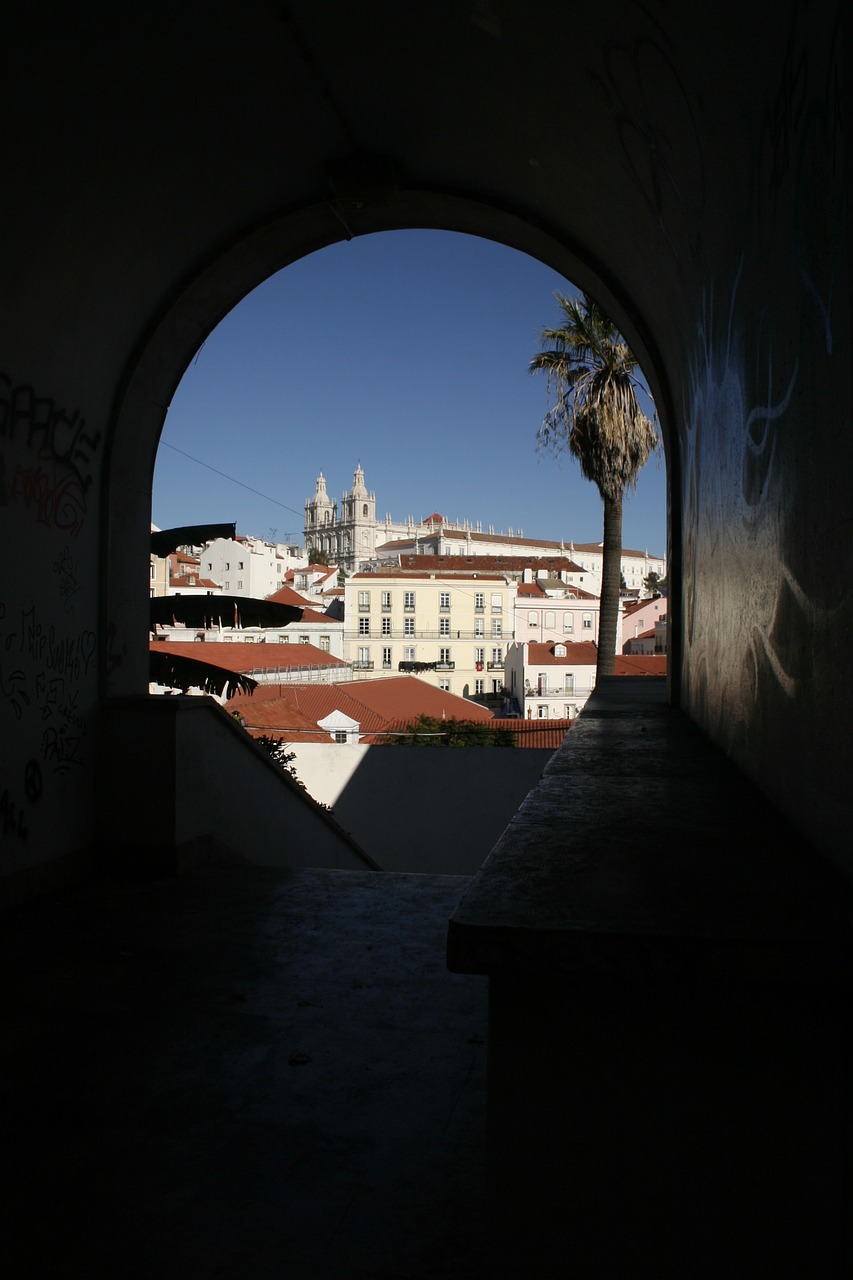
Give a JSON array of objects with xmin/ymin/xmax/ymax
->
[{"xmin": 304, "ymin": 464, "xmax": 666, "ymax": 585}]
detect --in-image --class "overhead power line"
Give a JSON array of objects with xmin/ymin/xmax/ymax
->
[{"xmin": 161, "ymin": 441, "xmax": 304, "ymax": 520}]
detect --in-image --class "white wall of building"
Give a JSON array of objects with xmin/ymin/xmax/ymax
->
[
  {"xmin": 291, "ymin": 742, "xmax": 557, "ymax": 874},
  {"xmin": 201, "ymin": 537, "xmax": 306, "ymax": 598}
]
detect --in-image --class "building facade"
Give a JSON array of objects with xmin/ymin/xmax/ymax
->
[
  {"xmin": 200, "ymin": 536, "xmax": 306, "ymax": 598},
  {"xmin": 343, "ymin": 569, "xmax": 518, "ymax": 703}
]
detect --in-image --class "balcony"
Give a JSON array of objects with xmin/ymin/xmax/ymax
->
[
  {"xmin": 487, "ymin": 660, "xmax": 503, "ymax": 670},
  {"xmin": 352, "ymin": 660, "xmax": 374, "ymax": 670},
  {"xmin": 436, "ymin": 661, "xmax": 455, "ymax": 671}
]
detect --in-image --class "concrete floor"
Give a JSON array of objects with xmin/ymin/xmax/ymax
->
[{"xmin": 2, "ymin": 867, "xmax": 491, "ymax": 1279}]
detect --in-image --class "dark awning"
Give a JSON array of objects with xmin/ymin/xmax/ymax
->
[
  {"xmin": 150, "ymin": 523, "xmax": 237, "ymax": 558},
  {"xmin": 149, "ymin": 648, "xmax": 258, "ymax": 698},
  {"xmin": 150, "ymin": 595, "xmax": 302, "ymax": 629}
]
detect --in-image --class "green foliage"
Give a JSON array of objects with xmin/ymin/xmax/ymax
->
[
  {"xmin": 530, "ymin": 291, "xmax": 657, "ymax": 502},
  {"xmin": 254, "ymin": 734, "xmax": 306, "ymax": 788},
  {"xmin": 644, "ymin": 570, "xmax": 664, "ymax": 595},
  {"xmin": 402, "ymin": 715, "xmax": 515, "ymax": 746}
]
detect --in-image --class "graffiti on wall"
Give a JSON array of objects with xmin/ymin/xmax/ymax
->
[
  {"xmin": 0, "ymin": 599, "xmax": 95, "ymax": 776},
  {"xmin": 0, "ymin": 374, "xmax": 101, "ymax": 536}
]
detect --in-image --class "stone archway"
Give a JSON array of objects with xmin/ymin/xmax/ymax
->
[{"xmin": 105, "ymin": 194, "xmax": 676, "ymax": 699}]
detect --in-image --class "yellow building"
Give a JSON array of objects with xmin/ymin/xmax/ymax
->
[{"xmin": 344, "ymin": 570, "xmax": 518, "ymax": 705}]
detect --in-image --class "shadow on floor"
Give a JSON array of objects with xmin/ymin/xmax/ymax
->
[{"xmin": 3, "ymin": 867, "xmax": 491, "ymax": 1279}]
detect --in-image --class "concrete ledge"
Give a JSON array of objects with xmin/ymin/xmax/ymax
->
[
  {"xmin": 446, "ymin": 678, "xmax": 853, "ymax": 1277},
  {"xmin": 448, "ymin": 677, "xmax": 852, "ymax": 979}
]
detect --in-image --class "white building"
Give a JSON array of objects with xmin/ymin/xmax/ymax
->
[
  {"xmin": 621, "ymin": 595, "xmax": 668, "ymax": 651},
  {"xmin": 199, "ymin": 536, "xmax": 306, "ymax": 598},
  {"xmin": 514, "ymin": 573, "xmax": 607, "ymax": 648},
  {"xmin": 379, "ymin": 530, "xmax": 665, "ymax": 592},
  {"xmin": 505, "ymin": 640, "xmax": 600, "ymax": 720}
]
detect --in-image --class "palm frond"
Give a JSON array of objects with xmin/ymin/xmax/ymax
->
[{"xmin": 530, "ymin": 291, "xmax": 657, "ymax": 501}]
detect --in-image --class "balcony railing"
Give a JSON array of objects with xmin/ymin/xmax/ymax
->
[
  {"xmin": 352, "ymin": 660, "xmax": 374, "ymax": 671},
  {"xmin": 346, "ymin": 628, "xmax": 495, "ymax": 641},
  {"xmin": 436, "ymin": 661, "xmax": 455, "ymax": 671},
  {"xmin": 487, "ymin": 660, "xmax": 503, "ymax": 670}
]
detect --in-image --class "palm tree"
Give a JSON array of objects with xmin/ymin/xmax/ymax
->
[{"xmin": 530, "ymin": 291, "xmax": 657, "ymax": 677}]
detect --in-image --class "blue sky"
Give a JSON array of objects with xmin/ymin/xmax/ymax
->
[{"xmin": 153, "ymin": 230, "xmax": 667, "ymax": 556}]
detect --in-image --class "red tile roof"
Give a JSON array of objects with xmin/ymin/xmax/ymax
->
[
  {"xmin": 265, "ymin": 585, "xmax": 312, "ymax": 607},
  {"xmin": 613, "ymin": 655, "xmax": 667, "ymax": 675},
  {"xmin": 527, "ymin": 641, "xmax": 600, "ymax": 665},
  {"xmin": 226, "ymin": 674, "xmax": 495, "ymax": 743},
  {"xmin": 393, "ymin": 553, "xmax": 588, "ymax": 574},
  {"xmin": 337, "ymin": 676, "xmax": 494, "ymax": 722},
  {"xmin": 351, "ymin": 570, "xmax": 507, "ymax": 582},
  {"xmin": 149, "ymin": 640, "xmax": 347, "ymax": 673},
  {"xmin": 493, "ymin": 718, "xmax": 574, "ymax": 747},
  {"xmin": 298, "ymin": 607, "xmax": 339, "ymax": 625}
]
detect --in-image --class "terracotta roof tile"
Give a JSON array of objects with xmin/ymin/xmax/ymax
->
[
  {"xmin": 266, "ymin": 585, "xmax": 312, "ymax": 606},
  {"xmin": 149, "ymin": 640, "xmax": 347, "ymax": 673},
  {"xmin": 527, "ymin": 641, "xmax": 599, "ymax": 665},
  {"xmin": 613, "ymin": 655, "xmax": 667, "ymax": 675}
]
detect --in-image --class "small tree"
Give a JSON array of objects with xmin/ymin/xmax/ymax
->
[
  {"xmin": 644, "ymin": 570, "xmax": 664, "ymax": 596},
  {"xmin": 254, "ymin": 734, "xmax": 305, "ymax": 788},
  {"xmin": 402, "ymin": 715, "xmax": 515, "ymax": 746}
]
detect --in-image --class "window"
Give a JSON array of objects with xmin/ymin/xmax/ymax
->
[
  {"xmin": 357, "ymin": 646, "xmax": 371, "ymax": 664},
  {"xmin": 381, "ymin": 590, "xmax": 391, "ymax": 610},
  {"xmin": 491, "ymin": 593, "xmax": 502, "ymax": 612},
  {"xmin": 564, "ymin": 614, "xmax": 574, "ymax": 632},
  {"xmin": 207, "ymin": 562, "xmax": 212, "ymax": 571},
  {"xmin": 439, "ymin": 647, "xmax": 451, "ymax": 664},
  {"xmin": 439, "ymin": 617, "xmax": 450, "ymax": 636},
  {"xmin": 528, "ymin": 611, "xmax": 538, "ymax": 627},
  {"xmin": 358, "ymin": 591, "xmax": 370, "ymax": 611},
  {"xmin": 224, "ymin": 581, "xmax": 229, "ymax": 590},
  {"xmin": 439, "ymin": 592, "xmax": 450, "ymax": 610},
  {"xmin": 382, "ymin": 617, "xmax": 391, "ymax": 636},
  {"xmin": 404, "ymin": 618, "xmax": 415, "ymax": 636},
  {"xmin": 359, "ymin": 618, "xmax": 370, "ymax": 635},
  {"xmin": 334, "ymin": 731, "xmax": 348, "ymax": 744},
  {"xmin": 538, "ymin": 705, "xmax": 548, "ymax": 719},
  {"xmin": 545, "ymin": 611, "xmax": 555, "ymax": 630},
  {"xmin": 475, "ymin": 678, "xmax": 484, "ymax": 695},
  {"xmin": 320, "ymin": 636, "xmax": 330, "ymax": 652},
  {"xmin": 475, "ymin": 618, "xmax": 484, "ymax": 637},
  {"xmin": 583, "ymin": 613, "xmax": 593, "ymax": 629},
  {"xmin": 238, "ymin": 561, "xmax": 244, "ymax": 570},
  {"xmin": 237, "ymin": 580, "xmax": 243, "ymax": 589},
  {"xmin": 475, "ymin": 592, "xmax": 485, "ymax": 611},
  {"xmin": 404, "ymin": 646, "xmax": 416, "ymax": 662},
  {"xmin": 404, "ymin": 591, "xmax": 415, "ymax": 610},
  {"xmin": 475, "ymin": 647, "xmax": 485, "ymax": 664},
  {"xmin": 277, "ymin": 564, "xmax": 282, "ymax": 574},
  {"xmin": 492, "ymin": 619, "xmax": 502, "ymax": 638},
  {"xmin": 564, "ymin": 674, "xmax": 574, "ymax": 693},
  {"xmin": 363, "ymin": 503, "xmax": 369, "ymax": 516},
  {"xmin": 299, "ymin": 635, "xmax": 309, "ymax": 644},
  {"xmin": 491, "ymin": 647, "xmax": 503, "ymax": 664},
  {"xmin": 382, "ymin": 646, "xmax": 392, "ymax": 669},
  {"xmin": 439, "ymin": 678, "xmax": 451, "ymax": 692},
  {"xmin": 225, "ymin": 562, "xmax": 230, "ymax": 571},
  {"xmin": 150, "ymin": 563, "xmax": 155, "ymax": 579}
]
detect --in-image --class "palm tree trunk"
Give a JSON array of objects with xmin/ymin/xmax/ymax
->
[{"xmin": 596, "ymin": 492, "xmax": 622, "ymax": 678}]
